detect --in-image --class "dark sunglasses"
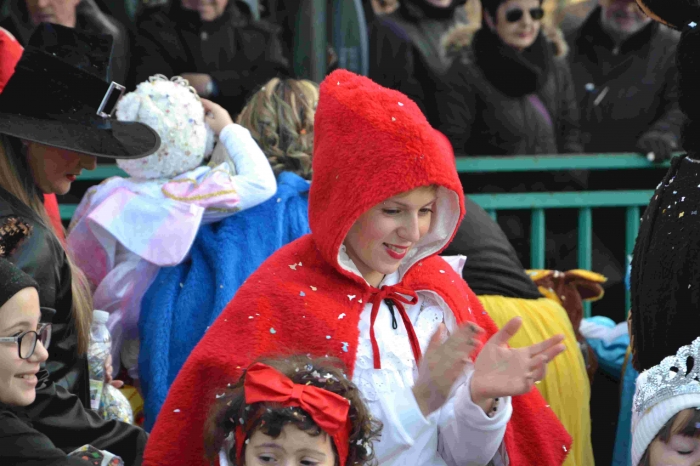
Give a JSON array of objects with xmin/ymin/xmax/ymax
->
[
  {"xmin": 505, "ymin": 7, "xmax": 545, "ymax": 23},
  {"xmin": 0, "ymin": 323, "xmax": 52, "ymax": 359}
]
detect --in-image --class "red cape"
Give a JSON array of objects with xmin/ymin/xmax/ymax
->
[{"xmin": 145, "ymin": 70, "xmax": 570, "ymax": 465}]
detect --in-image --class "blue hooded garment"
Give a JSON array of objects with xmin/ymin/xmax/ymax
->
[{"xmin": 138, "ymin": 172, "xmax": 311, "ymax": 430}]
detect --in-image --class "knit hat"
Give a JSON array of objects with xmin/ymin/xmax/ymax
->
[
  {"xmin": 115, "ymin": 75, "xmax": 216, "ymax": 179},
  {"xmin": 0, "ymin": 258, "xmax": 37, "ymax": 310},
  {"xmin": 0, "ymin": 27, "xmax": 22, "ymax": 93},
  {"xmin": 631, "ymin": 336, "xmax": 700, "ymax": 465}
]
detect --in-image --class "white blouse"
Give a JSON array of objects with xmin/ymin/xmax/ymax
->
[{"xmin": 350, "ymin": 263, "xmax": 511, "ymax": 466}]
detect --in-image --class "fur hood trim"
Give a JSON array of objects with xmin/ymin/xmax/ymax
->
[{"xmin": 443, "ymin": 22, "xmax": 569, "ymax": 58}]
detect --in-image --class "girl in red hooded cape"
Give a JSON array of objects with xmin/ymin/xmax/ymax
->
[{"xmin": 144, "ymin": 70, "xmax": 572, "ymax": 466}]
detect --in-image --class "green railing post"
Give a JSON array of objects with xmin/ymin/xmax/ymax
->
[
  {"xmin": 531, "ymin": 208, "xmax": 545, "ymax": 269},
  {"xmin": 625, "ymin": 206, "xmax": 641, "ymax": 315},
  {"xmin": 578, "ymin": 207, "xmax": 593, "ymax": 317}
]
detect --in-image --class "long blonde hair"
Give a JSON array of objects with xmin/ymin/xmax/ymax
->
[
  {"xmin": 237, "ymin": 78, "xmax": 319, "ymax": 181},
  {"xmin": 0, "ymin": 135, "xmax": 93, "ymax": 354}
]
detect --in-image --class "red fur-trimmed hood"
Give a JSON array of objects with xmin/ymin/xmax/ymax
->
[
  {"xmin": 144, "ymin": 72, "xmax": 571, "ymax": 466},
  {"xmin": 309, "ymin": 69, "xmax": 464, "ymax": 286}
]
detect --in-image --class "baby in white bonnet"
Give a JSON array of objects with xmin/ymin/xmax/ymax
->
[{"xmin": 67, "ymin": 75, "xmax": 277, "ymax": 379}]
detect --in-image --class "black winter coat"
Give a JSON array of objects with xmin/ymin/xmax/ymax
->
[
  {"xmin": 368, "ymin": 0, "xmax": 467, "ymax": 117},
  {"xmin": 434, "ymin": 25, "xmax": 583, "ymax": 157},
  {"xmin": 0, "ymin": 371, "xmax": 147, "ymax": 465},
  {"xmin": 130, "ymin": 0, "xmax": 289, "ymax": 116},
  {"xmin": 443, "ymin": 197, "xmax": 542, "ymax": 299},
  {"xmin": 630, "ymin": 153, "xmax": 700, "ymax": 371},
  {"xmin": 564, "ymin": 7, "xmax": 683, "ymax": 154},
  {"xmin": 0, "ymin": 0, "xmax": 130, "ymax": 84},
  {"xmin": 0, "ymin": 187, "xmax": 88, "ymax": 406}
]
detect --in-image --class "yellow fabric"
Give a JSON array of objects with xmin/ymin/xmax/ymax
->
[{"xmin": 478, "ymin": 295, "xmax": 594, "ymax": 466}]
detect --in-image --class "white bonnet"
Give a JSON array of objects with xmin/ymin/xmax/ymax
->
[{"xmin": 115, "ymin": 75, "xmax": 216, "ymax": 179}]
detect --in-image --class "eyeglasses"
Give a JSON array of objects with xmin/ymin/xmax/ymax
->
[
  {"xmin": 0, "ymin": 323, "xmax": 52, "ymax": 359},
  {"xmin": 505, "ymin": 7, "xmax": 545, "ymax": 23}
]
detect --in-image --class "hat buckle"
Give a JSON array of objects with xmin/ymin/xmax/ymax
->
[{"xmin": 97, "ymin": 81, "xmax": 126, "ymax": 119}]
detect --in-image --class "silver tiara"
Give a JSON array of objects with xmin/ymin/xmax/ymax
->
[{"xmin": 633, "ymin": 336, "xmax": 700, "ymax": 415}]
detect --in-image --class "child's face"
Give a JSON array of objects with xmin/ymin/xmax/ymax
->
[
  {"xmin": 649, "ymin": 434, "xmax": 700, "ymax": 465},
  {"xmin": 244, "ymin": 424, "xmax": 335, "ymax": 466},
  {"xmin": 0, "ymin": 288, "xmax": 47, "ymax": 406}
]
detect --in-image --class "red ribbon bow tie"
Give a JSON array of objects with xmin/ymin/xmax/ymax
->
[
  {"xmin": 368, "ymin": 284, "xmax": 421, "ymax": 369},
  {"xmin": 235, "ymin": 363, "xmax": 352, "ymax": 466}
]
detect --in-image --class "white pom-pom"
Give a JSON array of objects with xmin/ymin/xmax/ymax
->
[
  {"xmin": 114, "ymin": 76, "xmax": 211, "ymax": 179},
  {"xmin": 115, "ymin": 92, "xmax": 142, "ymax": 122}
]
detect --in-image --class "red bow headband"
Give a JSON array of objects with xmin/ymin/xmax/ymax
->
[{"xmin": 235, "ymin": 363, "xmax": 352, "ymax": 466}]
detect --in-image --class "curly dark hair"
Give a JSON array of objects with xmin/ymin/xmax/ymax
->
[
  {"xmin": 237, "ymin": 78, "xmax": 319, "ymax": 181},
  {"xmin": 203, "ymin": 355, "xmax": 382, "ymax": 466}
]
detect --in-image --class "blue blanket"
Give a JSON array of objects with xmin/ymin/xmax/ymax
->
[{"xmin": 138, "ymin": 172, "xmax": 311, "ymax": 430}]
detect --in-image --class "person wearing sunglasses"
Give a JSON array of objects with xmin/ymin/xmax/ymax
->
[{"xmin": 435, "ymin": 0, "xmax": 582, "ymax": 159}]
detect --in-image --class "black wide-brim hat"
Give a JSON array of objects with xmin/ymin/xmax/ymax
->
[{"xmin": 0, "ymin": 23, "xmax": 160, "ymax": 159}]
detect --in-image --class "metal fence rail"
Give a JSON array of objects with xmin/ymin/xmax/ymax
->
[{"xmin": 60, "ymin": 153, "xmax": 671, "ymax": 316}]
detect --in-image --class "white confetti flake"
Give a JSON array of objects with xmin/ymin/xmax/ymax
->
[
  {"xmin": 216, "ymin": 393, "xmax": 225, "ymax": 399},
  {"xmin": 338, "ymin": 313, "xmax": 346, "ymax": 319},
  {"xmin": 391, "ymin": 117, "xmax": 396, "ymax": 122},
  {"xmin": 358, "ymin": 299, "xmax": 363, "ymax": 303},
  {"xmin": 439, "ymin": 270, "xmax": 445, "ymax": 274},
  {"xmin": 270, "ymin": 328, "xmax": 276, "ymax": 334},
  {"xmin": 398, "ymin": 102, "xmax": 404, "ymax": 106},
  {"xmin": 245, "ymin": 439, "xmax": 250, "ymax": 445},
  {"xmin": 249, "ymin": 316, "xmax": 254, "ymax": 319},
  {"xmin": 289, "ymin": 264, "xmax": 297, "ymax": 270},
  {"xmin": 239, "ymin": 418, "xmax": 244, "ymax": 424},
  {"xmin": 342, "ymin": 342, "xmax": 349, "ymax": 352},
  {"xmin": 348, "ymin": 295, "xmax": 356, "ymax": 301},
  {"xmin": 300, "ymin": 291, "xmax": 306, "ymax": 297},
  {"xmin": 298, "ymin": 262, "xmax": 303, "ymax": 266},
  {"xmin": 220, "ymin": 285, "xmax": 223, "ymax": 289},
  {"xmin": 179, "ymin": 283, "xmax": 184, "ymax": 288},
  {"xmin": 310, "ymin": 286, "xmax": 317, "ymax": 291},
  {"xmin": 690, "ymin": 21, "xmax": 698, "ymax": 28},
  {"xmin": 326, "ymin": 335, "xmax": 331, "ymax": 340},
  {"xmin": 173, "ymin": 409, "xmax": 181, "ymax": 413}
]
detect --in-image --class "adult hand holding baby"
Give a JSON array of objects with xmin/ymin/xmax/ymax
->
[{"xmin": 201, "ymin": 98, "xmax": 233, "ymax": 135}]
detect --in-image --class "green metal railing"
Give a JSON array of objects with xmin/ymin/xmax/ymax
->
[{"xmin": 60, "ymin": 153, "xmax": 671, "ymax": 316}]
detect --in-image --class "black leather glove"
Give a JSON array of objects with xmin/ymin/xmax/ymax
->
[{"xmin": 636, "ymin": 131, "xmax": 678, "ymax": 162}]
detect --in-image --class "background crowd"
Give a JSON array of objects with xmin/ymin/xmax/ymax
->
[{"xmin": 0, "ymin": 0, "xmax": 698, "ymax": 465}]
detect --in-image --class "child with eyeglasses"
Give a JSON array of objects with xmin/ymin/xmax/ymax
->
[{"xmin": 0, "ymin": 257, "xmax": 143, "ymax": 465}]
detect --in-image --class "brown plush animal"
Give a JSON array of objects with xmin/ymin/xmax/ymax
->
[{"xmin": 527, "ymin": 269, "xmax": 607, "ymax": 383}]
